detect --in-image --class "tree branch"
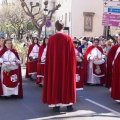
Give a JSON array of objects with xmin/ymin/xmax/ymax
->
[{"xmin": 48, "ymin": 4, "xmax": 61, "ymax": 20}]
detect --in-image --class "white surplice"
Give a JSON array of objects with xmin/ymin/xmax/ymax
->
[
  {"xmin": 29, "ymin": 44, "xmax": 39, "ymax": 58},
  {"xmin": 74, "ymin": 48, "xmax": 82, "ymax": 58},
  {"xmin": 112, "ymin": 46, "xmax": 120, "ymax": 66},
  {"xmin": 87, "ymin": 47, "xmax": 103, "ymax": 84},
  {"xmin": 0, "ymin": 50, "xmax": 20, "ymax": 96},
  {"xmin": 41, "ymin": 46, "xmax": 47, "ymax": 63}
]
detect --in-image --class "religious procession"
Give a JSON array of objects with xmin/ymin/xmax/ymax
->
[{"xmin": 0, "ymin": 0, "xmax": 120, "ymax": 120}]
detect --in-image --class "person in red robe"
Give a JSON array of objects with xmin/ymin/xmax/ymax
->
[
  {"xmin": 106, "ymin": 38, "xmax": 120, "ymax": 89},
  {"xmin": 73, "ymin": 40, "xmax": 84, "ymax": 90},
  {"xmin": 42, "ymin": 20, "xmax": 76, "ymax": 112},
  {"xmin": 84, "ymin": 38, "xmax": 106, "ymax": 85},
  {"xmin": 107, "ymin": 36, "xmax": 120, "ymax": 101},
  {"xmin": 0, "ymin": 34, "xmax": 4, "ymax": 96},
  {"xmin": 36, "ymin": 37, "xmax": 48, "ymax": 86},
  {"xmin": 0, "ymin": 39, "xmax": 23, "ymax": 99},
  {"xmin": 26, "ymin": 37, "xmax": 40, "ymax": 79},
  {"xmin": 0, "ymin": 34, "xmax": 4, "ymax": 51}
]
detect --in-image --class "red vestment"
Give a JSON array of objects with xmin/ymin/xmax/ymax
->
[
  {"xmin": 111, "ymin": 52, "xmax": 120, "ymax": 100},
  {"xmin": 84, "ymin": 46, "xmax": 106, "ymax": 84},
  {"xmin": 42, "ymin": 33, "xmax": 76, "ymax": 105},
  {"xmin": 75, "ymin": 48, "xmax": 84, "ymax": 89},
  {"xmin": 106, "ymin": 45, "xmax": 119, "ymax": 88},
  {"xmin": 26, "ymin": 44, "xmax": 39, "ymax": 78},
  {"xmin": 0, "ymin": 47, "xmax": 3, "ymax": 95},
  {"xmin": 0, "ymin": 48, "xmax": 23, "ymax": 98},
  {"xmin": 36, "ymin": 45, "xmax": 45, "ymax": 84}
]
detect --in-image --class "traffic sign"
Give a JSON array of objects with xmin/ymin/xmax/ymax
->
[
  {"xmin": 102, "ymin": 19, "xmax": 120, "ymax": 27},
  {"xmin": 108, "ymin": 8, "xmax": 120, "ymax": 13},
  {"xmin": 103, "ymin": 13, "xmax": 120, "ymax": 20},
  {"xmin": 45, "ymin": 20, "xmax": 52, "ymax": 28},
  {"xmin": 103, "ymin": 1, "xmax": 120, "ymax": 7},
  {"xmin": 102, "ymin": 0, "xmax": 120, "ymax": 27},
  {"xmin": 103, "ymin": 7, "xmax": 120, "ymax": 14}
]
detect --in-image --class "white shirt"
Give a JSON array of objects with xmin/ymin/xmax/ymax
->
[
  {"xmin": 87, "ymin": 47, "xmax": 102, "ymax": 60},
  {"xmin": 0, "ymin": 50, "xmax": 20, "ymax": 66},
  {"xmin": 41, "ymin": 47, "xmax": 47, "ymax": 62},
  {"xmin": 29, "ymin": 44, "xmax": 39, "ymax": 58}
]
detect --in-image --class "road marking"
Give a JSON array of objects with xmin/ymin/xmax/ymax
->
[{"xmin": 85, "ymin": 99, "xmax": 120, "ymax": 116}]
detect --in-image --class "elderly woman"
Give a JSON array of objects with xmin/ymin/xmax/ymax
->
[{"xmin": 0, "ymin": 39, "xmax": 23, "ymax": 99}]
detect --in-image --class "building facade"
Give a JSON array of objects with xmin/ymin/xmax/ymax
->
[{"xmin": 53, "ymin": 0, "xmax": 119, "ymax": 38}]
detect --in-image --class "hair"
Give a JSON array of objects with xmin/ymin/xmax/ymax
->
[
  {"xmin": 106, "ymin": 40, "xmax": 112, "ymax": 46},
  {"xmin": 55, "ymin": 20, "xmax": 64, "ymax": 31},
  {"xmin": 3, "ymin": 39, "xmax": 12, "ymax": 49},
  {"xmin": 32, "ymin": 37, "xmax": 39, "ymax": 45},
  {"xmin": 73, "ymin": 40, "xmax": 78, "ymax": 45},
  {"xmin": 43, "ymin": 37, "xmax": 48, "ymax": 47},
  {"xmin": 93, "ymin": 38, "xmax": 99, "ymax": 42}
]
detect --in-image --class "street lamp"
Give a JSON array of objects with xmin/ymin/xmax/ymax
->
[{"xmin": 44, "ymin": 1, "xmax": 48, "ymax": 37}]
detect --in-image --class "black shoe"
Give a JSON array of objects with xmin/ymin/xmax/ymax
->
[
  {"xmin": 39, "ymin": 84, "xmax": 43, "ymax": 87},
  {"xmin": 11, "ymin": 95, "xmax": 18, "ymax": 99},
  {"xmin": 96, "ymin": 84, "xmax": 103, "ymax": 86},
  {"xmin": 85, "ymin": 83, "xmax": 91, "ymax": 86},
  {"xmin": 3, "ymin": 96, "xmax": 9, "ymax": 100},
  {"xmin": 67, "ymin": 105, "xmax": 73, "ymax": 112},
  {"xmin": 52, "ymin": 106, "xmax": 60, "ymax": 112}
]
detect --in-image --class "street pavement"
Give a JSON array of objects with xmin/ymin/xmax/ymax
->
[{"xmin": 0, "ymin": 67, "xmax": 120, "ymax": 120}]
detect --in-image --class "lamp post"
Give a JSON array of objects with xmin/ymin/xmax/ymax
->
[{"xmin": 44, "ymin": 1, "xmax": 48, "ymax": 37}]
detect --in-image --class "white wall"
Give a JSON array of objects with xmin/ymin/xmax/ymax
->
[
  {"xmin": 71, "ymin": 0, "xmax": 104, "ymax": 38},
  {"xmin": 55, "ymin": 0, "xmax": 72, "ymax": 36}
]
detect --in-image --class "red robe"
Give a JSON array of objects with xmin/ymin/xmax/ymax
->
[
  {"xmin": 106, "ymin": 45, "xmax": 119, "ymax": 88},
  {"xmin": 75, "ymin": 47, "xmax": 84, "ymax": 89},
  {"xmin": 0, "ymin": 48, "xmax": 23, "ymax": 98},
  {"xmin": 42, "ymin": 33, "xmax": 76, "ymax": 105},
  {"xmin": 84, "ymin": 46, "xmax": 105, "ymax": 84},
  {"xmin": 111, "ymin": 52, "xmax": 120, "ymax": 100},
  {"xmin": 36, "ymin": 45, "xmax": 45, "ymax": 84},
  {"xmin": 26, "ymin": 44, "xmax": 39, "ymax": 78},
  {"xmin": 0, "ymin": 46, "xmax": 3, "ymax": 95}
]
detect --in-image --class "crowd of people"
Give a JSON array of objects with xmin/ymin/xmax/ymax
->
[{"xmin": 0, "ymin": 20, "xmax": 120, "ymax": 112}]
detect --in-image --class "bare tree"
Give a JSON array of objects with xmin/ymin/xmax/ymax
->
[
  {"xmin": 20, "ymin": 0, "xmax": 61, "ymax": 38},
  {"xmin": 0, "ymin": 4, "xmax": 29, "ymax": 39}
]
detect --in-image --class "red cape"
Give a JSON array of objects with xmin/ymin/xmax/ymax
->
[
  {"xmin": 0, "ymin": 48, "xmax": 23, "ymax": 98},
  {"xmin": 83, "ymin": 46, "xmax": 103, "ymax": 84},
  {"xmin": 42, "ymin": 33, "xmax": 76, "ymax": 105},
  {"xmin": 26, "ymin": 44, "xmax": 39, "ymax": 78},
  {"xmin": 106, "ymin": 45, "xmax": 119, "ymax": 88},
  {"xmin": 111, "ymin": 52, "xmax": 120, "ymax": 100}
]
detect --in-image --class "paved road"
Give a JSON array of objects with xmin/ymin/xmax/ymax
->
[{"xmin": 0, "ymin": 67, "xmax": 120, "ymax": 120}]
